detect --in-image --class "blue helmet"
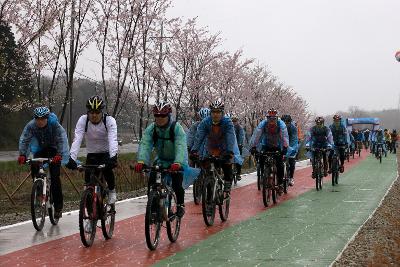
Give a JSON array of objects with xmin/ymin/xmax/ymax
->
[
  {"xmin": 198, "ymin": 107, "xmax": 210, "ymax": 119},
  {"xmin": 33, "ymin": 107, "xmax": 50, "ymax": 118}
]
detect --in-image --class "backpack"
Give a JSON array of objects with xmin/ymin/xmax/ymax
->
[
  {"xmin": 85, "ymin": 113, "xmax": 109, "ymax": 132},
  {"xmin": 152, "ymin": 121, "xmax": 177, "ymax": 144}
]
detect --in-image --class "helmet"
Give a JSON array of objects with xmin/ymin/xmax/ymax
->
[
  {"xmin": 365, "ymin": 129, "xmax": 370, "ymax": 132},
  {"xmin": 86, "ymin": 95, "xmax": 105, "ymax": 111},
  {"xmin": 209, "ymin": 99, "xmax": 224, "ymax": 111},
  {"xmin": 33, "ymin": 106, "xmax": 50, "ymax": 118},
  {"xmin": 198, "ymin": 107, "xmax": 210, "ymax": 119},
  {"xmin": 281, "ymin": 114, "xmax": 292, "ymax": 123},
  {"xmin": 267, "ymin": 108, "xmax": 278, "ymax": 117},
  {"xmin": 153, "ymin": 100, "xmax": 172, "ymax": 115},
  {"xmin": 333, "ymin": 114, "xmax": 341, "ymax": 121},
  {"xmin": 315, "ymin": 116, "xmax": 325, "ymax": 124},
  {"xmin": 231, "ymin": 116, "xmax": 239, "ymax": 122}
]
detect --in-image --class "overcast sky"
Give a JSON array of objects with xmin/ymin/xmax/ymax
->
[{"xmin": 164, "ymin": 0, "xmax": 400, "ymax": 115}]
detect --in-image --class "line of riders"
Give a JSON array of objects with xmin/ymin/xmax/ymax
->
[{"xmin": 17, "ymin": 95, "xmax": 398, "ymax": 233}]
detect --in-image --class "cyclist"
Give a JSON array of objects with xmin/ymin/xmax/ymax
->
[
  {"xmin": 190, "ymin": 99, "xmax": 242, "ymax": 194},
  {"xmin": 370, "ymin": 129, "xmax": 377, "ymax": 154},
  {"xmin": 329, "ymin": 114, "xmax": 347, "ymax": 173},
  {"xmin": 354, "ymin": 129, "xmax": 365, "ymax": 154},
  {"xmin": 390, "ymin": 129, "xmax": 398, "ymax": 154},
  {"xmin": 249, "ymin": 108, "xmax": 289, "ymax": 189},
  {"xmin": 384, "ymin": 129, "xmax": 392, "ymax": 152},
  {"xmin": 18, "ymin": 107, "xmax": 69, "ymax": 219},
  {"xmin": 232, "ymin": 116, "xmax": 245, "ymax": 181},
  {"xmin": 305, "ymin": 117, "xmax": 333, "ymax": 178},
  {"xmin": 375, "ymin": 128, "xmax": 386, "ymax": 158},
  {"xmin": 363, "ymin": 129, "xmax": 370, "ymax": 149},
  {"xmin": 66, "ymin": 95, "xmax": 119, "ymax": 204},
  {"xmin": 281, "ymin": 114, "xmax": 298, "ymax": 186},
  {"xmin": 187, "ymin": 108, "xmax": 210, "ymax": 152},
  {"xmin": 133, "ymin": 101, "xmax": 190, "ymax": 218}
]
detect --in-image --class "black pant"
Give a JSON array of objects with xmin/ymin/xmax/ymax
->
[
  {"xmin": 235, "ymin": 145, "xmax": 243, "ymax": 175},
  {"xmin": 392, "ymin": 141, "xmax": 397, "ymax": 154},
  {"xmin": 329, "ymin": 146, "xmax": 346, "ymax": 168},
  {"xmin": 31, "ymin": 147, "xmax": 63, "ymax": 211},
  {"xmin": 259, "ymin": 147, "xmax": 284, "ymax": 185},
  {"xmin": 148, "ymin": 171, "xmax": 185, "ymax": 205},
  {"xmin": 288, "ymin": 158, "xmax": 296, "ymax": 178},
  {"xmin": 85, "ymin": 153, "xmax": 115, "ymax": 190}
]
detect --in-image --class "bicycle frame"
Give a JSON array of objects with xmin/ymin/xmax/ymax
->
[
  {"xmin": 202, "ymin": 157, "xmax": 224, "ymax": 204},
  {"xmin": 27, "ymin": 158, "xmax": 52, "ymax": 207}
]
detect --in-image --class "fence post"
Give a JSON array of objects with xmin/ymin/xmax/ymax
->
[
  {"xmin": 0, "ymin": 178, "xmax": 16, "ymax": 206},
  {"xmin": 61, "ymin": 167, "xmax": 81, "ymax": 197},
  {"xmin": 10, "ymin": 172, "xmax": 31, "ymax": 198}
]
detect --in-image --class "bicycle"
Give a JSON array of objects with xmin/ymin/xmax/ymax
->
[
  {"xmin": 78, "ymin": 164, "xmax": 116, "ymax": 247},
  {"xmin": 142, "ymin": 165, "xmax": 181, "ymax": 250},
  {"xmin": 311, "ymin": 148, "xmax": 327, "ymax": 191},
  {"xmin": 282, "ymin": 156, "xmax": 291, "ymax": 194},
  {"xmin": 375, "ymin": 143, "xmax": 385, "ymax": 163},
  {"xmin": 356, "ymin": 141, "xmax": 362, "ymax": 157},
  {"xmin": 345, "ymin": 146, "xmax": 350, "ymax": 162},
  {"xmin": 27, "ymin": 158, "xmax": 59, "ymax": 231},
  {"xmin": 232, "ymin": 164, "xmax": 238, "ymax": 186},
  {"xmin": 260, "ymin": 151, "xmax": 281, "ymax": 207},
  {"xmin": 331, "ymin": 147, "xmax": 342, "ymax": 186},
  {"xmin": 255, "ymin": 152, "xmax": 262, "ymax": 191},
  {"xmin": 201, "ymin": 156, "xmax": 230, "ymax": 226}
]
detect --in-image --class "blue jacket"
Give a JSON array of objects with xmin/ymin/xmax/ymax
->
[
  {"xmin": 329, "ymin": 122, "xmax": 348, "ymax": 146},
  {"xmin": 19, "ymin": 113, "xmax": 69, "ymax": 165},
  {"xmin": 186, "ymin": 121, "xmax": 200, "ymax": 150},
  {"xmin": 234, "ymin": 124, "xmax": 245, "ymax": 146},
  {"xmin": 249, "ymin": 118, "xmax": 289, "ymax": 150},
  {"xmin": 192, "ymin": 116, "xmax": 243, "ymax": 164},
  {"xmin": 286, "ymin": 122, "xmax": 299, "ymax": 157}
]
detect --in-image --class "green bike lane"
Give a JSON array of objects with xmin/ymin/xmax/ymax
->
[{"xmin": 156, "ymin": 154, "xmax": 398, "ymax": 267}]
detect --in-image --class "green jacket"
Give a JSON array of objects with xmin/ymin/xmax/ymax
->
[{"xmin": 137, "ymin": 121, "xmax": 187, "ymax": 168}]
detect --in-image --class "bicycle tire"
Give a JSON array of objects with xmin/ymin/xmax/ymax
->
[
  {"xmin": 272, "ymin": 170, "xmax": 277, "ymax": 204},
  {"xmin": 31, "ymin": 179, "xmax": 46, "ymax": 231},
  {"xmin": 145, "ymin": 191, "xmax": 161, "ymax": 250},
  {"xmin": 202, "ymin": 178, "xmax": 216, "ymax": 226},
  {"xmin": 79, "ymin": 188, "xmax": 97, "ymax": 247},
  {"xmin": 218, "ymin": 188, "xmax": 230, "ymax": 222},
  {"xmin": 48, "ymin": 189, "xmax": 59, "ymax": 225},
  {"xmin": 257, "ymin": 167, "xmax": 261, "ymax": 191},
  {"xmin": 193, "ymin": 177, "xmax": 202, "ymax": 205},
  {"xmin": 166, "ymin": 193, "xmax": 181, "ymax": 243},
  {"xmin": 101, "ymin": 196, "xmax": 115, "ymax": 240},
  {"xmin": 262, "ymin": 168, "xmax": 270, "ymax": 207}
]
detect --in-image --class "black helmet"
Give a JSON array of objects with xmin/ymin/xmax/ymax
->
[
  {"xmin": 86, "ymin": 95, "xmax": 105, "ymax": 111},
  {"xmin": 315, "ymin": 116, "xmax": 324, "ymax": 124},
  {"xmin": 209, "ymin": 99, "xmax": 224, "ymax": 111},
  {"xmin": 281, "ymin": 114, "xmax": 292, "ymax": 123}
]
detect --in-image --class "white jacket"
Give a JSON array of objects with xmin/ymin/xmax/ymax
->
[{"xmin": 70, "ymin": 114, "xmax": 118, "ymax": 161}]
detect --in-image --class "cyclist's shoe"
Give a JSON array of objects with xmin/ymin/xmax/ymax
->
[
  {"xmin": 108, "ymin": 189, "xmax": 117, "ymax": 204},
  {"xmin": 237, "ymin": 174, "xmax": 242, "ymax": 181},
  {"xmin": 54, "ymin": 209, "xmax": 62, "ymax": 219},
  {"xmin": 339, "ymin": 165, "xmax": 344, "ymax": 173},
  {"xmin": 311, "ymin": 171, "xmax": 316, "ymax": 179},
  {"xmin": 224, "ymin": 181, "xmax": 232, "ymax": 192},
  {"xmin": 176, "ymin": 204, "xmax": 185, "ymax": 218},
  {"xmin": 289, "ymin": 178, "xmax": 294, "ymax": 186},
  {"xmin": 328, "ymin": 168, "xmax": 332, "ymax": 174}
]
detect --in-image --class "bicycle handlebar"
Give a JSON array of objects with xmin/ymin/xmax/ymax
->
[{"xmin": 77, "ymin": 164, "xmax": 106, "ymax": 171}]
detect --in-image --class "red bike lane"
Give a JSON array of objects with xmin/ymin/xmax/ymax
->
[{"xmin": 0, "ymin": 153, "xmax": 367, "ymax": 266}]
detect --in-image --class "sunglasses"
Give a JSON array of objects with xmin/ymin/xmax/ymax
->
[{"xmin": 154, "ymin": 114, "xmax": 168, "ymax": 118}]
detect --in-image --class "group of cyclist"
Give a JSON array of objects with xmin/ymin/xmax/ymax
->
[{"xmin": 17, "ymin": 95, "xmax": 397, "ymax": 247}]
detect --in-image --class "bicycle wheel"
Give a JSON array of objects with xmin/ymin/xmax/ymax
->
[
  {"xmin": 331, "ymin": 158, "xmax": 337, "ymax": 186},
  {"xmin": 257, "ymin": 164, "xmax": 261, "ymax": 191},
  {"xmin": 271, "ymin": 171, "xmax": 277, "ymax": 204},
  {"xmin": 79, "ymin": 188, "xmax": 97, "ymax": 247},
  {"xmin": 31, "ymin": 179, "xmax": 46, "ymax": 231},
  {"xmin": 262, "ymin": 168, "xmax": 270, "ymax": 207},
  {"xmin": 219, "ymin": 187, "xmax": 230, "ymax": 222},
  {"xmin": 166, "ymin": 193, "xmax": 181, "ymax": 243},
  {"xmin": 48, "ymin": 189, "xmax": 59, "ymax": 226},
  {"xmin": 101, "ymin": 192, "xmax": 115, "ymax": 240},
  {"xmin": 232, "ymin": 166, "xmax": 237, "ymax": 186},
  {"xmin": 193, "ymin": 173, "xmax": 202, "ymax": 205},
  {"xmin": 283, "ymin": 164, "xmax": 289, "ymax": 194},
  {"xmin": 145, "ymin": 191, "xmax": 161, "ymax": 250},
  {"xmin": 202, "ymin": 178, "xmax": 216, "ymax": 226}
]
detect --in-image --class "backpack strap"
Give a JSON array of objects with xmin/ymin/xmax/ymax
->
[
  {"xmin": 152, "ymin": 121, "xmax": 177, "ymax": 144},
  {"xmin": 85, "ymin": 113, "xmax": 108, "ymax": 132}
]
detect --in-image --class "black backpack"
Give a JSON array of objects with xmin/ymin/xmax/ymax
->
[
  {"xmin": 85, "ymin": 113, "xmax": 109, "ymax": 132},
  {"xmin": 152, "ymin": 121, "xmax": 177, "ymax": 144}
]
